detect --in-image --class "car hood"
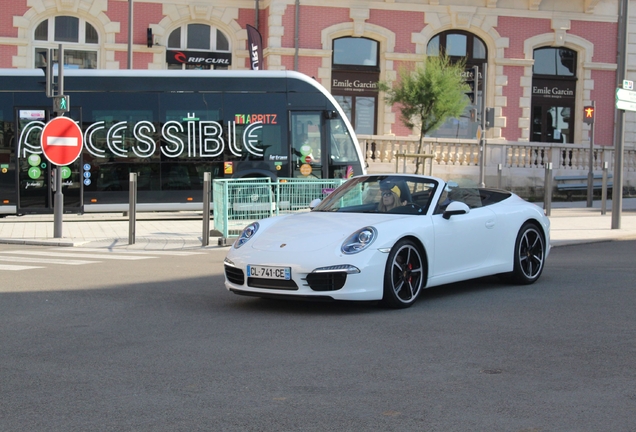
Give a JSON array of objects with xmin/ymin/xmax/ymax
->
[{"xmin": 250, "ymin": 212, "xmax": 401, "ymax": 252}]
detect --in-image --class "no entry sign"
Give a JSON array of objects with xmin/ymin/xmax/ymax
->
[{"xmin": 40, "ymin": 116, "xmax": 83, "ymax": 166}]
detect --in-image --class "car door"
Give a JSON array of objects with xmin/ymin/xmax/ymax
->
[{"xmin": 430, "ymin": 205, "xmax": 498, "ymax": 279}]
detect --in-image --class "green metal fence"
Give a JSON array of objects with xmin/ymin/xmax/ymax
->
[{"xmin": 213, "ymin": 177, "xmax": 346, "ymax": 243}]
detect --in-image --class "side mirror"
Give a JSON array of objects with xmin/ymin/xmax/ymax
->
[
  {"xmin": 442, "ymin": 201, "xmax": 470, "ymax": 220},
  {"xmin": 309, "ymin": 198, "xmax": 321, "ymax": 210}
]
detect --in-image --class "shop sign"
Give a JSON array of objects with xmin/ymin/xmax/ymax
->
[
  {"xmin": 331, "ymin": 71, "xmax": 379, "ymax": 95},
  {"xmin": 532, "ymin": 79, "xmax": 575, "ymax": 101},
  {"xmin": 166, "ymin": 50, "xmax": 232, "ymax": 66}
]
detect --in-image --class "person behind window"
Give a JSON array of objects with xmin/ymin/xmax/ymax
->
[
  {"xmin": 378, "ymin": 184, "xmax": 405, "ymax": 212},
  {"xmin": 295, "ymin": 132, "xmax": 320, "ymax": 163}
]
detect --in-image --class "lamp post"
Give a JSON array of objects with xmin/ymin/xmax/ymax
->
[
  {"xmin": 127, "ymin": 0, "xmax": 133, "ymax": 69},
  {"xmin": 612, "ymin": 0, "xmax": 629, "ymax": 229}
]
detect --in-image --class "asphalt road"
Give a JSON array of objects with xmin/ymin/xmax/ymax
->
[{"xmin": 0, "ymin": 241, "xmax": 635, "ymax": 431}]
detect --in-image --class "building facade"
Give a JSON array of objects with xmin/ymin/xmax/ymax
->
[{"xmin": 0, "ymin": 0, "xmax": 633, "ymax": 150}]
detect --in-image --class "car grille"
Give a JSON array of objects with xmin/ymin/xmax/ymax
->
[
  {"xmin": 305, "ymin": 272, "xmax": 347, "ymax": 291},
  {"xmin": 224, "ymin": 265, "xmax": 245, "ymax": 285},
  {"xmin": 247, "ymin": 278, "xmax": 298, "ymax": 290}
]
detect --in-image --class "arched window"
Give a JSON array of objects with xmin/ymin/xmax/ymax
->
[
  {"xmin": 533, "ymin": 47, "xmax": 576, "ymax": 77},
  {"xmin": 166, "ymin": 24, "xmax": 231, "ymax": 70},
  {"xmin": 333, "ymin": 37, "xmax": 379, "ymax": 69},
  {"xmin": 427, "ymin": 31, "xmax": 486, "ymax": 60},
  {"xmin": 331, "ymin": 37, "xmax": 380, "ymax": 135},
  {"xmin": 531, "ymin": 47, "xmax": 577, "ymax": 143},
  {"xmin": 33, "ymin": 16, "xmax": 98, "ymax": 69},
  {"xmin": 426, "ymin": 31, "xmax": 488, "ymax": 139}
]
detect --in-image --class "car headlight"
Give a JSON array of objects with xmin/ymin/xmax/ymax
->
[
  {"xmin": 341, "ymin": 226, "xmax": 377, "ymax": 254},
  {"xmin": 234, "ymin": 222, "xmax": 259, "ymax": 249}
]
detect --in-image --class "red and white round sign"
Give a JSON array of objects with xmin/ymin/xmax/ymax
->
[{"xmin": 40, "ymin": 116, "xmax": 83, "ymax": 166}]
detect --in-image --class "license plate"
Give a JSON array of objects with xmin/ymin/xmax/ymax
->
[{"xmin": 247, "ymin": 265, "xmax": 291, "ymax": 280}]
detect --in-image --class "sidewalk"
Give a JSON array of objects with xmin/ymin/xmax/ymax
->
[
  {"xmin": 0, "ymin": 199, "xmax": 635, "ymax": 250},
  {"xmin": 548, "ymin": 198, "xmax": 636, "ymax": 246},
  {"xmin": 0, "ymin": 212, "xmax": 217, "ymax": 250}
]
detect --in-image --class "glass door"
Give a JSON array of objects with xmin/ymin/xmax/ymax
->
[
  {"xmin": 290, "ymin": 112, "xmax": 325, "ymax": 178},
  {"xmin": 531, "ymin": 104, "xmax": 573, "ymax": 143},
  {"xmin": 16, "ymin": 108, "xmax": 51, "ymax": 213}
]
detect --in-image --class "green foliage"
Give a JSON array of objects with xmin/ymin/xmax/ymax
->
[{"xmin": 379, "ymin": 54, "xmax": 470, "ymax": 137}]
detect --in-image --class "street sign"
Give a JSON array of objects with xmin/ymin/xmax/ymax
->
[
  {"xmin": 40, "ymin": 116, "xmax": 83, "ymax": 166},
  {"xmin": 616, "ymin": 87, "xmax": 636, "ymax": 103},
  {"xmin": 616, "ymin": 100, "xmax": 636, "ymax": 112},
  {"xmin": 623, "ymin": 79, "xmax": 634, "ymax": 90}
]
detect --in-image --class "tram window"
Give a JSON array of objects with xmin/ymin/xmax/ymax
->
[
  {"xmin": 329, "ymin": 118, "xmax": 359, "ymax": 163},
  {"xmin": 223, "ymin": 93, "xmax": 286, "ymax": 161},
  {"xmin": 89, "ymin": 108, "xmax": 157, "ymax": 162},
  {"xmin": 162, "ymin": 163, "xmax": 194, "ymax": 190}
]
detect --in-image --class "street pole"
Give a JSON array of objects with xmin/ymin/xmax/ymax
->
[
  {"xmin": 202, "ymin": 172, "xmax": 211, "ymax": 247},
  {"xmin": 586, "ymin": 100, "xmax": 595, "ymax": 208},
  {"xmin": 127, "ymin": 0, "xmax": 133, "ymax": 69},
  {"xmin": 53, "ymin": 44, "xmax": 64, "ymax": 238},
  {"xmin": 612, "ymin": 0, "xmax": 629, "ymax": 229},
  {"xmin": 478, "ymin": 63, "xmax": 488, "ymax": 188}
]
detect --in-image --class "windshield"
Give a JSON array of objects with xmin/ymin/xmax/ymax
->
[{"xmin": 313, "ymin": 175, "xmax": 439, "ymax": 215}]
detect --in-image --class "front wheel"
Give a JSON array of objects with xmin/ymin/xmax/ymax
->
[
  {"xmin": 381, "ymin": 239, "xmax": 426, "ymax": 308},
  {"xmin": 511, "ymin": 222, "xmax": 546, "ymax": 284}
]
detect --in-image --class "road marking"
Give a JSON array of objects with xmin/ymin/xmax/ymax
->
[
  {"xmin": 0, "ymin": 256, "xmax": 96, "ymax": 266},
  {"xmin": 0, "ymin": 248, "xmax": 201, "ymax": 272},
  {"xmin": 0, "ymin": 250, "xmax": 154, "ymax": 260},
  {"xmin": 68, "ymin": 248, "xmax": 204, "ymax": 256},
  {"xmin": 0, "ymin": 264, "xmax": 44, "ymax": 271}
]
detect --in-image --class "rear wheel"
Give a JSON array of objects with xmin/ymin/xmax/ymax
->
[
  {"xmin": 382, "ymin": 239, "xmax": 426, "ymax": 308},
  {"xmin": 511, "ymin": 222, "xmax": 546, "ymax": 284}
]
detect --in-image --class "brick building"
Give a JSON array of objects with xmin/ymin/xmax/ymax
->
[{"xmin": 0, "ymin": 0, "xmax": 632, "ymax": 148}]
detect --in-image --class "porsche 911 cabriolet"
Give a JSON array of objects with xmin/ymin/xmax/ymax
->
[{"xmin": 224, "ymin": 174, "xmax": 550, "ymax": 308}]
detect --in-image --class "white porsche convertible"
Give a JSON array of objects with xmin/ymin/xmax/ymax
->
[{"xmin": 224, "ymin": 174, "xmax": 550, "ymax": 308}]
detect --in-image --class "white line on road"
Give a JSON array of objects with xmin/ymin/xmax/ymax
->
[
  {"xmin": 0, "ymin": 264, "xmax": 44, "ymax": 271},
  {"xmin": 66, "ymin": 248, "xmax": 204, "ymax": 256},
  {"xmin": 0, "ymin": 256, "xmax": 96, "ymax": 265},
  {"xmin": 0, "ymin": 251, "xmax": 155, "ymax": 260}
]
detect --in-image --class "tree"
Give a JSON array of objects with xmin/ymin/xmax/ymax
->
[{"xmin": 379, "ymin": 54, "xmax": 470, "ymax": 174}]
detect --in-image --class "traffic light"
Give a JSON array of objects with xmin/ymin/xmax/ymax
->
[
  {"xmin": 53, "ymin": 95, "xmax": 69, "ymax": 114},
  {"xmin": 485, "ymin": 107, "xmax": 495, "ymax": 129},
  {"xmin": 465, "ymin": 73, "xmax": 475, "ymax": 104},
  {"xmin": 583, "ymin": 105, "xmax": 595, "ymax": 124},
  {"xmin": 464, "ymin": 66, "xmax": 479, "ymax": 105}
]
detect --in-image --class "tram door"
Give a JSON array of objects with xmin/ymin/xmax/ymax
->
[
  {"xmin": 290, "ymin": 112, "xmax": 327, "ymax": 178},
  {"xmin": 15, "ymin": 108, "xmax": 83, "ymax": 214}
]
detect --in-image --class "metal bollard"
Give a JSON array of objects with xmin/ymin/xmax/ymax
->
[
  {"xmin": 543, "ymin": 162, "xmax": 553, "ymax": 216},
  {"xmin": 128, "ymin": 172, "xmax": 137, "ymax": 245},
  {"xmin": 601, "ymin": 161, "xmax": 609, "ymax": 215},
  {"xmin": 202, "ymin": 172, "xmax": 211, "ymax": 246},
  {"xmin": 497, "ymin": 163, "xmax": 503, "ymax": 189}
]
